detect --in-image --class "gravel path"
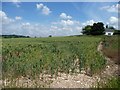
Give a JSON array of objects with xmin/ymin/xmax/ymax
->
[{"xmin": 50, "ymin": 73, "xmax": 97, "ymax": 88}]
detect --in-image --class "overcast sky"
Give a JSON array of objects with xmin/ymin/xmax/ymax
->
[{"xmin": 1, "ymin": 1, "xmax": 119, "ymax": 37}]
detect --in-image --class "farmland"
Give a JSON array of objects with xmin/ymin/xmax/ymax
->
[{"xmin": 1, "ymin": 35, "xmax": 119, "ymax": 88}]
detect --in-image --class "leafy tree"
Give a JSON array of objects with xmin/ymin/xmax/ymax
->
[
  {"xmin": 91, "ymin": 22, "xmax": 105, "ymax": 35},
  {"xmin": 82, "ymin": 25, "xmax": 92, "ymax": 35},
  {"xmin": 82, "ymin": 22, "xmax": 105, "ymax": 35},
  {"xmin": 49, "ymin": 35, "xmax": 52, "ymax": 37},
  {"xmin": 108, "ymin": 26, "xmax": 115, "ymax": 30}
]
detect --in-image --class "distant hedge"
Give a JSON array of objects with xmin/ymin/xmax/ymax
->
[
  {"xmin": 0, "ymin": 35, "xmax": 30, "ymax": 38},
  {"xmin": 113, "ymin": 30, "xmax": 120, "ymax": 35}
]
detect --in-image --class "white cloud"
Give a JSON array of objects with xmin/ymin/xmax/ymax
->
[
  {"xmin": 81, "ymin": 18, "xmax": 119, "ymax": 29},
  {"xmin": 11, "ymin": 0, "xmax": 21, "ymax": 8},
  {"xmin": 1, "ymin": 10, "xmax": 83, "ymax": 37},
  {"xmin": 51, "ymin": 26, "xmax": 58, "ymax": 30},
  {"xmin": 60, "ymin": 13, "xmax": 72, "ymax": 19},
  {"xmin": 2, "ymin": 21, "xmax": 50, "ymax": 37},
  {"xmin": 76, "ymin": 26, "xmax": 82, "ymax": 30},
  {"xmin": 107, "ymin": 16, "xmax": 118, "ymax": 29},
  {"xmin": 11, "ymin": 0, "xmax": 21, "ymax": 2},
  {"xmin": 61, "ymin": 20, "xmax": 74, "ymax": 26},
  {"xmin": 36, "ymin": 3, "xmax": 44, "ymax": 9},
  {"xmin": 22, "ymin": 22, "xmax": 30, "ymax": 26},
  {"xmin": 0, "ymin": 11, "xmax": 6, "ymax": 17},
  {"xmin": 0, "ymin": 11, "xmax": 15, "ymax": 24},
  {"xmin": 56, "ymin": 13, "xmax": 79, "ymax": 26},
  {"xmin": 82, "ymin": 20, "xmax": 95, "ymax": 26},
  {"xmin": 21, "ymin": 22, "xmax": 33, "ymax": 31},
  {"xmin": 50, "ymin": 25, "xmax": 82, "ymax": 36},
  {"xmin": 42, "ymin": 6, "xmax": 51, "ymax": 15},
  {"xmin": 50, "ymin": 13, "xmax": 82, "ymax": 36},
  {"xmin": 50, "ymin": 17, "xmax": 82, "ymax": 36},
  {"xmin": 15, "ymin": 16, "xmax": 22, "ymax": 20},
  {"xmin": 100, "ymin": 4, "xmax": 120, "ymax": 13},
  {"xmin": 109, "ymin": 16, "xmax": 118, "ymax": 24},
  {"xmin": 36, "ymin": 3, "xmax": 51, "ymax": 15}
]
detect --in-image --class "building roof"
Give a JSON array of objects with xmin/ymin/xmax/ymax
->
[{"xmin": 105, "ymin": 28, "xmax": 114, "ymax": 32}]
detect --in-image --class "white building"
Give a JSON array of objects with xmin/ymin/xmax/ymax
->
[{"xmin": 105, "ymin": 28, "xmax": 114, "ymax": 36}]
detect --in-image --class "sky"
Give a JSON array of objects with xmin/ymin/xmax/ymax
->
[{"xmin": 0, "ymin": 1, "xmax": 119, "ymax": 37}]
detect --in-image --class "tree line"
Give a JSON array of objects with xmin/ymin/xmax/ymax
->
[{"xmin": 1, "ymin": 35, "xmax": 30, "ymax": 38}]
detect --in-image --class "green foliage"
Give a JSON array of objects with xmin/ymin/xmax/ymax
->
[
  {"xmin": 82, "ymin": 25, "xmax": 92, "ymax": 35},
  {"xmin": 101, "ymin": 35, "xmax": 119, "ymax": 50},
  {"xmin": 108, "ymin": 26, "xmax": 115, "ymax": 30},
  {"xmin": 82, "ymin": 22, "xmax": 105, "ymax": 35},
  {"xmin": 96, "ymin": 77, "xmax": 120, "ymax": 88},
  {"xmin": 113, "ymin": 30, "xmax": 120, "ymax": 35},
  {"xmin": 2, "ymin": 36, "xmax": 106, "ymax": 80},
  {"xmin": 1, "ymin": 35, "xmax": 30, "ymax": 38},
  {"xmin": 91, "ymin": 22, "xmax": 105, "ymax": 35}
]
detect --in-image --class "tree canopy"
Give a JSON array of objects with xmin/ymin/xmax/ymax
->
[
  {"xmin": 82, "ymin": 25, "xmax": 92, "ymax": 35},
  {"xmin": 82, "ymin": 22, "xmax": 105, "ymax": 35}
]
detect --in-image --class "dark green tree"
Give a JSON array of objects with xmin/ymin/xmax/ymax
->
[
  {"xmin": 82, "ymin": 25, "xmax": 92, "ymax": 35},
  {"xmin": 91, "ymin": 22, "xmax": 105, "ymax": 35},
  {"xmin": 82, "ymin": 22, "xmax": 105, "ymax": 35},
  {"xmin": 108, "ymin": 26, "xmax": 115, "ymax": 30},
  {"xmin": 49, "ymin": 35, "xmax": 52, "ymax": 37}
]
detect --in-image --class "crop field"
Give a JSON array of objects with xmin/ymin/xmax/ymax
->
[{"xmin": 1, "ymin": 36, "xmax": 108, "ymax": 87}]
